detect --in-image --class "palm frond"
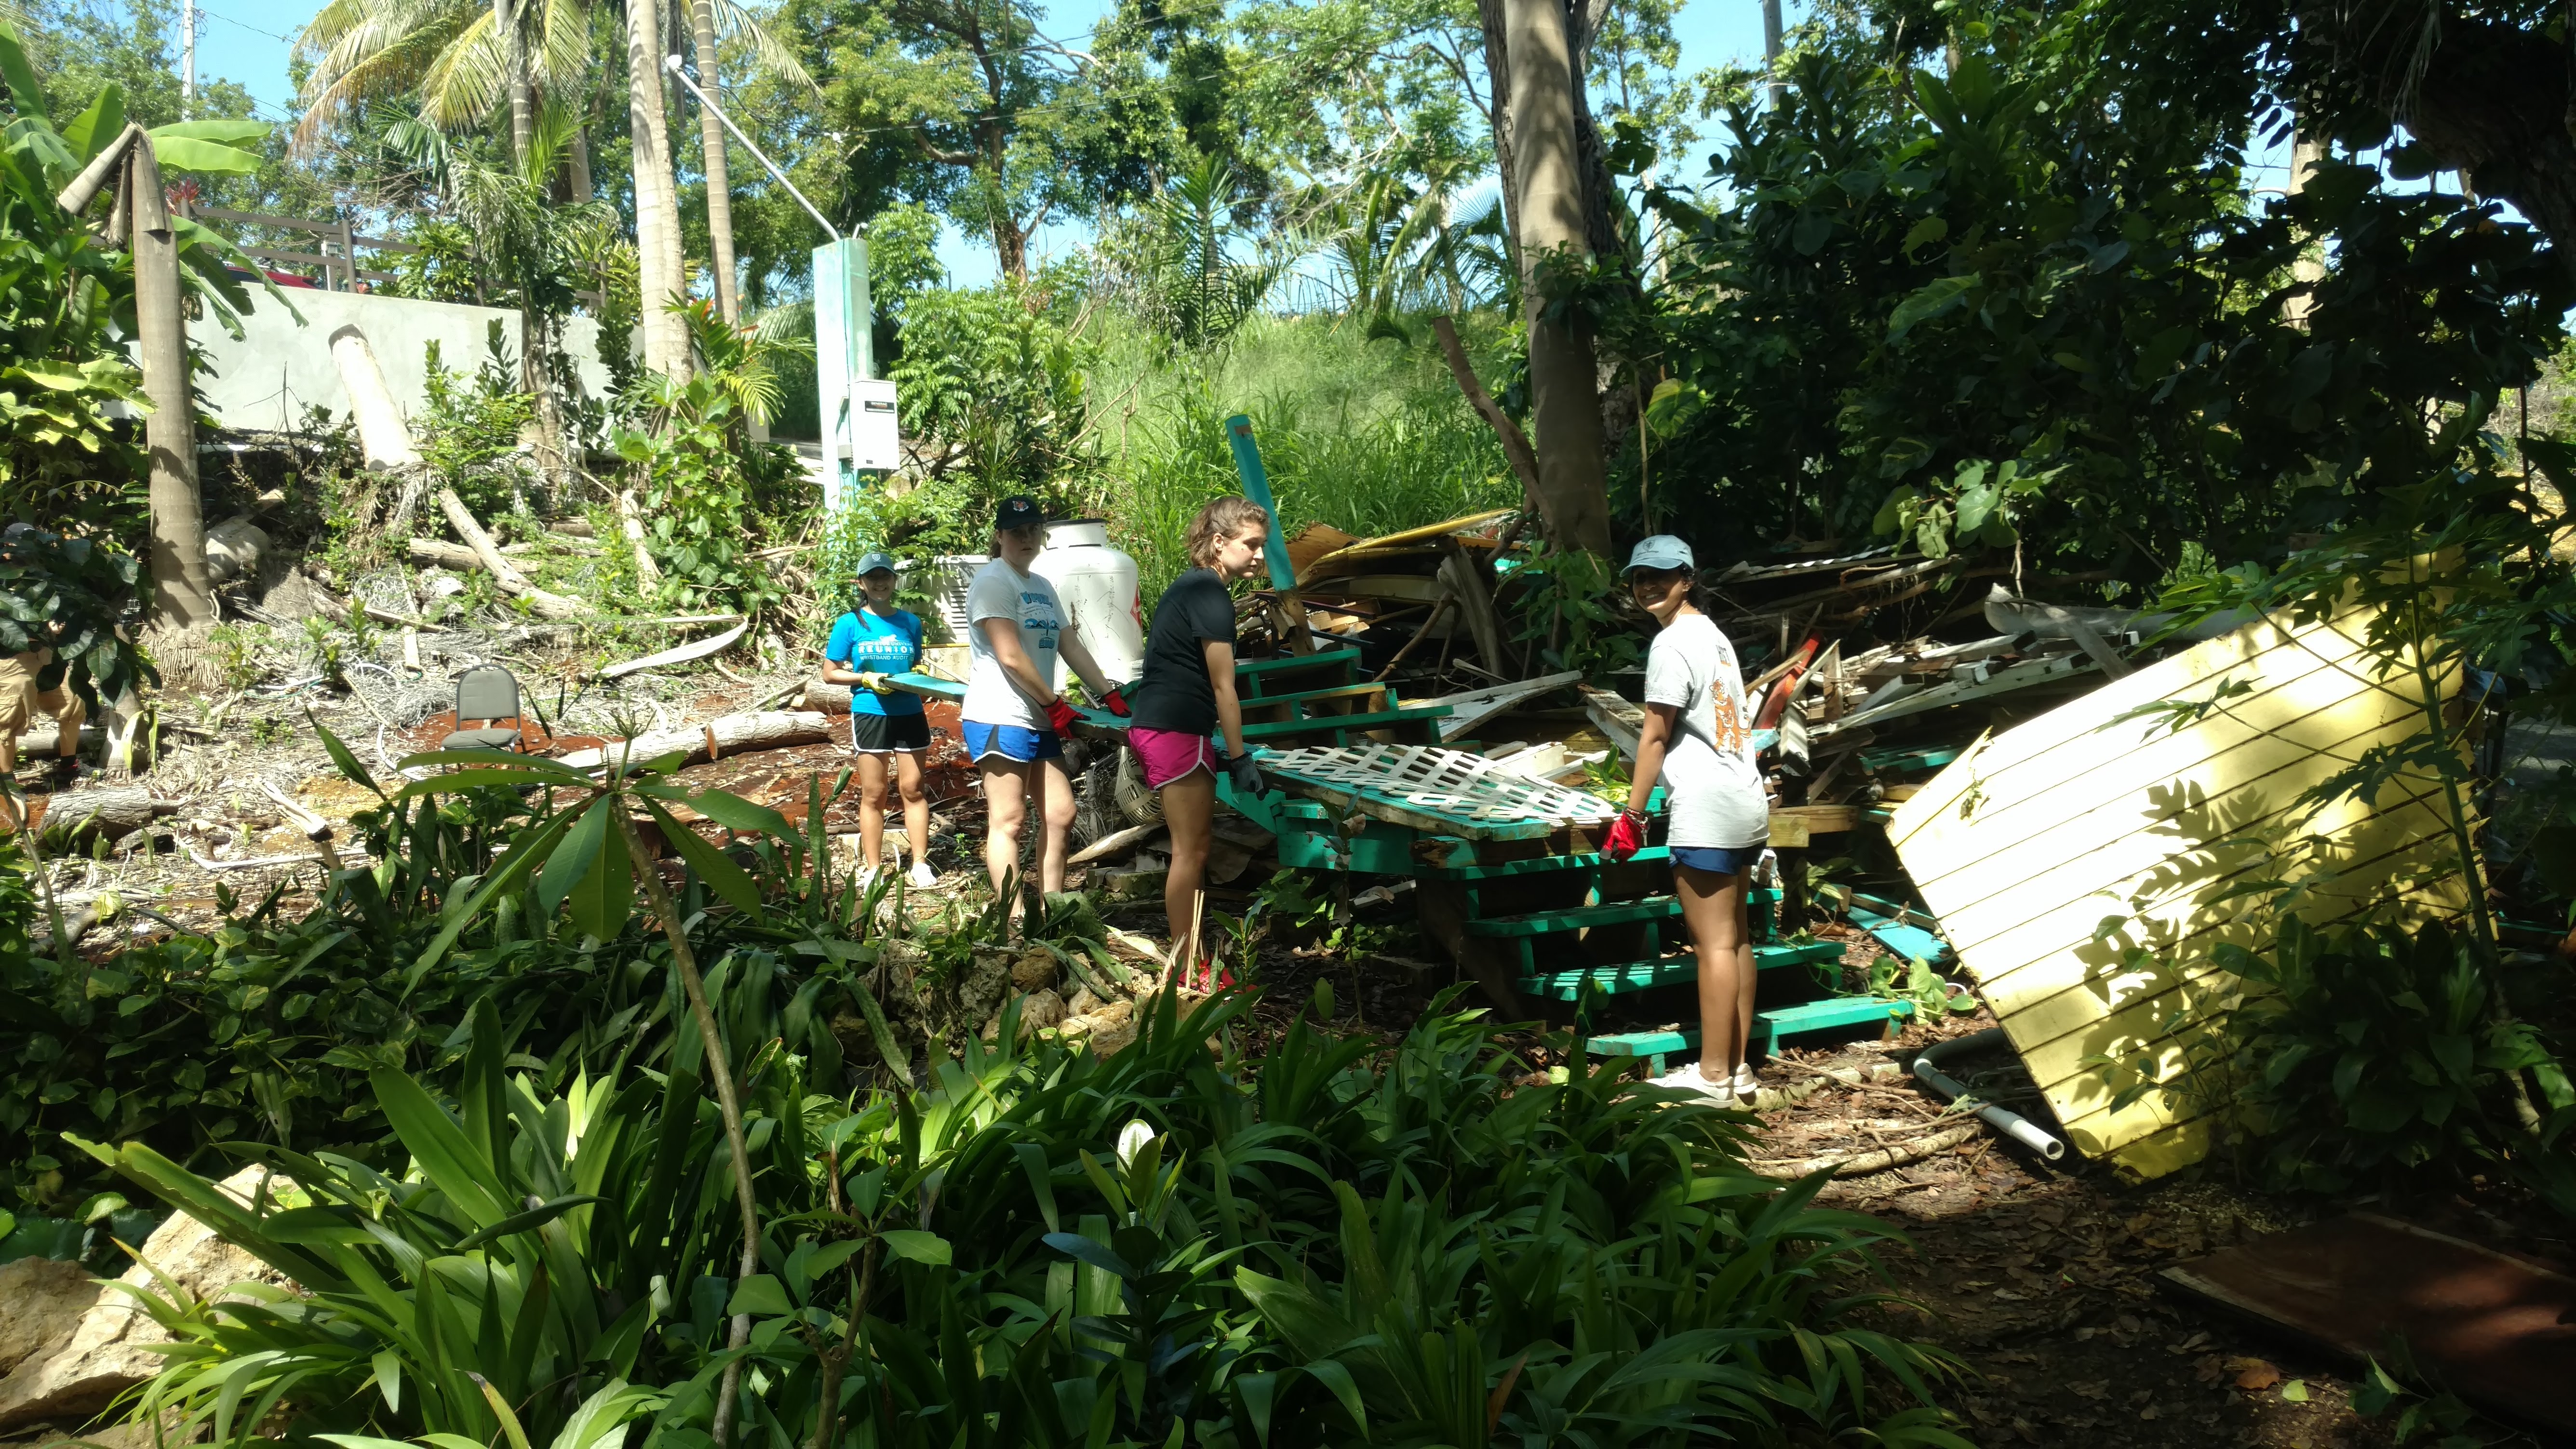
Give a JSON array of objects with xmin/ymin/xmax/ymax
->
[
  {"xmin": 711, "ymin": 0, "xmax": 816, "ymax": 94},
  {"xmin": 535, "ymin": 0, "xmax": 592, "ymax": 89},
  {"xmin": 414, "ymin": 8, "xmax": 507, "ymax": 133}
]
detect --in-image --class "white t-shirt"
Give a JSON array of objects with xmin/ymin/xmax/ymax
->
[
  {"xmin": 1644, "ymin": 612, "xmax": 1769, "ymax": 850},
  {"xmin": 963, "ymin": 558, "xmax": 1065, "ymax": 729}
]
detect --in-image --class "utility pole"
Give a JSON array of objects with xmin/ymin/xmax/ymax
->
[
  {"xmin": 1761, "ymin": 0, "xmax": 1784, "ymax": 107},
  {"xmin": 181, "ymin": 0, "xmax": 195, "ymax": 116},
  {"xmin": 1505, "ymin": 0, "xmax": 1612, "ymax": 558}
]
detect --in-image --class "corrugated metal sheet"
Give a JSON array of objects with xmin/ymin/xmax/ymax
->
[{"xmin": 1886, "ymin": 602, "xmax": 2472, "ymax": 1176}]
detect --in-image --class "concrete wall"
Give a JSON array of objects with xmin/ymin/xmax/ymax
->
[{"xmin": 189, "ymin": 289, "xmax": 617, "ymax": 435}]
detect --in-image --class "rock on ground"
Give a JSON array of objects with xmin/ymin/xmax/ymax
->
[
  {"xmin": 0, "ymin": 1261, "xmax": 95, "ymax": 1380},
  {"xmin": 0, "ymin": 1167, "xmax": 299, "ymax": 1433}
]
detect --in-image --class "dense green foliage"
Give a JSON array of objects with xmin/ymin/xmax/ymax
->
[
  {"xmin": 88, "ymin": 988, "xmax": 1972, "ymax": 1449},
  {"xmin": 2219, "ymin": 919, "xmax": 2571, "ymax": 1202},
  {"xmin": 1624, "ymin": 3, "xmax": 2566, "ymax": 582},
  {"xmin": 0, "ymin": 522, "xmax": 153, "ymax": 713}
]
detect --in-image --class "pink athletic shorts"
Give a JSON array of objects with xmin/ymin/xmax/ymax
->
[{"xmin": 1129, "ymin": 726, "xmax": 1217, "ymax": 789}]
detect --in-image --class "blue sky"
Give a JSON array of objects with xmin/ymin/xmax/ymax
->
[{"xmin": 188, "ymin": 0, "xmax": 1798, "ymax": 283}]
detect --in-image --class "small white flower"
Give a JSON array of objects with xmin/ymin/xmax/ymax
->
[{"xmin": 1116, "ymin": 1120, "xmax": 1155, "ymax": 1171}]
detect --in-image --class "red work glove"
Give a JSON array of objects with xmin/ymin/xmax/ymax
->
[
  {"xmin": 1101, "ymin": 682, "xmax": 1134, "ymax": 718},
  {"xmin": 1045, "ymin": 697, "xmax": 1081, "ymax": 738},
  {"xmin": 1604, "ymin": 809, "xmax": 1648, "ymax": 863}
]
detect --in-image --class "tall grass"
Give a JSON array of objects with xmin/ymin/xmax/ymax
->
[{"xmin": 1085, "ymin": 312, "xmax": 1516, "ymax": 600}]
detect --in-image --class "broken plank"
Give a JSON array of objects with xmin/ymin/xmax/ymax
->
[
  {"xmin": 1815, "ymin": 652, "xmax": 2094, "ymax": 738},
  {"xmin": 1427, "ymin": 670, "xmax": 1584, "ymax": 741},
  {"xmin": 1580, "ymin": 683, "xmax": 1646, "ymax": 761},
  {"xmin": 1298, "ymin": 573, "xmax": 1447, "ymax": 605},
  {"xmin": 2163, "ymin": 1214, "xmax": 2576, "ymax": 1435},
  {"xmin": 599, "ymin": 621, "xmax": 751, "ymax": 680}
]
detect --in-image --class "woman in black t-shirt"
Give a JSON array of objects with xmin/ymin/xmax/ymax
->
[{"xmin": 1126, "ymin": 497, "xmax": 1272, "ymax": 985}]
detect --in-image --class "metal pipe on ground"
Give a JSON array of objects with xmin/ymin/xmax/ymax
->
[{"xmin": 1912, "ymin": 1028, "xmax": 2067, "ymax": 1160}]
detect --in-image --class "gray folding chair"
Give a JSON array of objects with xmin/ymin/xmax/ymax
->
[{"xmin": 448, "ymin": 665, "xmax": 525, "ymax": 751}]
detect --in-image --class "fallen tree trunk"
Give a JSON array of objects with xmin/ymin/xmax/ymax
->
[
  {"xmin": 553, "ymin": 711, "xmax": 834, "ymax": 771},
  {"xmin": 409, "ymin": 502, "xmax": 589, "ymax": 619},
  {"xmin": 35, "ymin": 786, "xmax": 177, "ymax": 850}
]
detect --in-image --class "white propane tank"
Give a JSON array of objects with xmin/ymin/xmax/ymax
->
[{"xmin": 1030, "ymin": 518, "xmax": 1144, "ymax": 688}]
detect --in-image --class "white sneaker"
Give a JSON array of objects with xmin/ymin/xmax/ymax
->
[
  {"xmin": 1643, "ymin": 1062, "xmax": 1736, "ymax": 1102},
  {"xmin": 908, "ymin": 859, "xmax": 938, "ymax": 888},
  {"xmin": 1732, "ymin": 1063, "xmax": 1764, "ymax": 1106},
  {"xmin": 857, "ymin": 866, "xmax": 881, "ymax": 892}
]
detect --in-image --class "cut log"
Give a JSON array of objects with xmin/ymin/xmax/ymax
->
[
  {"xmin": 15, "ymin": 724, "xmax": 105, "ymax": 757},
  {"xmin": 328, "ymin": 325, "xmax": 423, "ymax": 470},
  {"xmin": 616, "ymin": 489, "xmax": 663, "ymax": 584},
  {"xmin": 598, "ymin": 621, "xmax": 750, "ymax": 680},
  {"xmin": 552, "ymin": 711, "xmax": 834, "ymax": 771},
  {"xmin": 407, "ymin": 538, "xmax": 483, "ymax": 572},
  {"xmin": 203, "ymin": 516, "xmax": 268, "ymax": 588},
  {"xmin": 805, "ymin": 679, "xmax": 853, "ymax": 713},
  {"xmin": 34, "ymin": 786, "xmax": 177, "ymax": 850},
  {"xmin": 548, "ymin": 518, "xmax": 597, "ymax": 538}
]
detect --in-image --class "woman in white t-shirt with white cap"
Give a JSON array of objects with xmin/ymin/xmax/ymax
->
[{"xmin": 1602, "ymin": 534, "xmax": 1771, "ymax": 1105}]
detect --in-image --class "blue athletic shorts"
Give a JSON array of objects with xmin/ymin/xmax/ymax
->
[
  {"xmin": 962, "ymin": 720, "xmax": 1062, "ymax": 764},
  {"xmin": 1670, "ymin": 844, "xmax": 1763, "ymax": 877}
]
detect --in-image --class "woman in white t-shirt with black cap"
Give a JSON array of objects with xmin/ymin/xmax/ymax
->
[{"xmin": 1602, "ymin": 534, "xmax": 1771, "ymax": 1105}]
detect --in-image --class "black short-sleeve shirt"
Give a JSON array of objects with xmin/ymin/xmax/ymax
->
[{"xmin": 1127, "ymin": 568, "xmax": 1236, "ymax": 734}]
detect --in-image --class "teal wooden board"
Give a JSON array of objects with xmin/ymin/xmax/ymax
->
[
  {"xmin": 1463, "ymin": 896, "xmax": 1681, "ymax": 938},
  {"xmin": 889, "ymin": 671, "xmax": 965, "ymax": 703},
  {"xmin": 1417, "ymin": 845, "xmax": 1670, "ymax": 880},
  {"xmin": 1846, "ymin": 897, "xmax": 1950, "ymax": 964},
  {"xmin": 1520, "ymin": 940, "xmax": 1843, "ymax": 1001},
  {"xmin": 1586, "ymin": 997, "xmax": 1915, "ymax": 1067},
  {"xmin": 1275, "ymin": 817, "xmax": 1417, "ymax": 873},
  {"xmin": 1234, "ymin": 648, "xmax": 1362, "ymax": 699},
  {"xmin": 1859, "ymin": 744, "xmax": 1964, "ymax": 773}
]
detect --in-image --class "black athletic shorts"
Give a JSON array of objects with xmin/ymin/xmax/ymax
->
[{"xmin": 850, "ymin": 712, "xmax": 932, "ymax": 754}]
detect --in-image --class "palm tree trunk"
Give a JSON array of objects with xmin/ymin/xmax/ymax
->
[
  {"xmin": 686, "ymin": 0, "xmax": 739, "ymax": 322},
  {"xmin": 1475, "ymin": 0, "xmax": 1521, "ymax": 285},
  {"xmin": 624, "ymin": 0, "xmax": 690, "ymax": 378},
  {"xmin": 131, "ymin": 139, "xmax": 212, "ymax": 629},
  {"xmin": 494, "ymin": 0, "xmax": 534, "ymax": 171}
]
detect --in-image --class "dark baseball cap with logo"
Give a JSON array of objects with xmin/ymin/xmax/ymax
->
[{"xmin": 995, "ymin": 495, "xmax": 1046, "ymax": 533}]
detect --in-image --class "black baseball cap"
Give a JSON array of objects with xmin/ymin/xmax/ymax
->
[{"xmin": 995, "ymin": 495, "xmax": 1046, "ymax": 532}]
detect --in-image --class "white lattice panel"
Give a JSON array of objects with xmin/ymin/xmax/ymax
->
[{"xmin": 1258, "ymin": 743, "xmax": 1619, "ymax": 832}]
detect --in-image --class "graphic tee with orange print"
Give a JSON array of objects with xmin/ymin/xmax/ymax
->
[{"xmin": 1642, "ymin": 613, "xmax": 1769, "ymax": 850}]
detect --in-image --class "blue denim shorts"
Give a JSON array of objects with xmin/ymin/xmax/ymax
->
[
  {"xmin": 1670, "ymin": 844, "xmax": 1763, "ymax": 877},
  {"xmin": 962, "ymin": 719, "xmax": 1062, "ymax": 764}
]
